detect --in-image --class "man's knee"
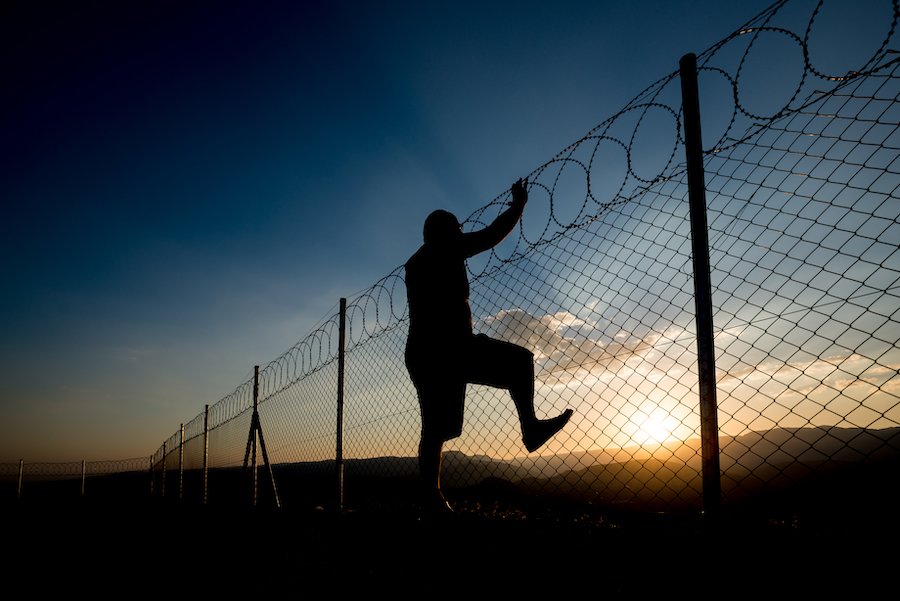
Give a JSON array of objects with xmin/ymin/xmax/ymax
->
[
  {"xmin": 486, "ymin": 337, "xmax": 532, "ymax": 363},
  {"xmin": 509, "ymin": 343, "xmax": 534, "ymax": 372}
]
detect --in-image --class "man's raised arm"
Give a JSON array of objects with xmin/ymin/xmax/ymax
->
[{"xmin": 462, "ymin": 178, "xmax": 528, "ymax": 258}]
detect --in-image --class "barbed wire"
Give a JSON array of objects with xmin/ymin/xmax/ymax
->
[
  {"xmin": 156, "ymin": 0, "xmax": 900, "ymax": 507},
  {"xmin": 9, "ymin": 1, "xmax": 898, "ymax": 516}
]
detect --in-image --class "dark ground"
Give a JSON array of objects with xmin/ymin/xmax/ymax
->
[{"xmin": 3, "ymin": 492, "xmax": 893, "ymax": 599}]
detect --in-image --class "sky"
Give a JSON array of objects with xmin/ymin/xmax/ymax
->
[{"xmin": 0, "ymin": 0, "xmax": 804, "ymax": 462}]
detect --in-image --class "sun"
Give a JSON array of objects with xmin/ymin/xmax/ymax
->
[{"xmin": 632, "ymin": 410, "xmax": 680, "ymax": 445}]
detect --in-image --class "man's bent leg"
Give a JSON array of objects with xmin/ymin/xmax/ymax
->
[{"xmin": 467, "ymin": 335, "xmax": 573, "ymax": 452}]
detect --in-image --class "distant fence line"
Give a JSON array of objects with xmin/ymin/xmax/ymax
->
[
  {"xmin": 5, "ymin": 0, "xmax": 899, "ymax": 519},
  {"xmin": 0, "ymin": 458, "xmax": 150, "ymax": 502}
]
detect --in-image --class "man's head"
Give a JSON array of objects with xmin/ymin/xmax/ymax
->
[{"xmin": 423, "ymin": 209, "xmax": 461, "ymax": 245}]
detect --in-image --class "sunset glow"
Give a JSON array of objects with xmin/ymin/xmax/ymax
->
[{"xmin": 631, "ymin": 410, "xmax": 681, "ymax": 446}]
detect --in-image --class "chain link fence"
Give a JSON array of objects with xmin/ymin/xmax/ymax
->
[{"xmin": 5, "ymin": 1, "xmax": 899, "ymax": 525}]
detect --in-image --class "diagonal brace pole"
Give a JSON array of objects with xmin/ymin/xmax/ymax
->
[{"xmin": 243, "ymin": 365, "xmax": 281, "ymax": 509}]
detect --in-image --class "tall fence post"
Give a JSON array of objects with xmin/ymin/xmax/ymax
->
[
  {"xmin": 161, "ymin": 441, "xmax": 167, "ymax": 498},
  {"xmin": 81, "ymin": 460, "xmax": 86, "ymax": 497},
  {"xmin": 251, "ymin": 369, "xmax": 259, "ymax": 506},
  {"xmin": 679, "ymin": 52, "xmax": 722, "ymax": 521},
  {"xmin": 17, "ymin": 459, "xmax": 23, "ymax": 499},
  {"xmin": 336, "ymin": 297, "xmax": 346, "ymax": 513},
  {"xmin": 149, "ymin": 456, "xmax": 154, "ymax": 496},
  {"xmin": 203, "ymin": 404, "xmax": 209, "ymax": 505},
  {"xmin": 178, "ymin": 423, "xmax": 184, "ymax": 502}
]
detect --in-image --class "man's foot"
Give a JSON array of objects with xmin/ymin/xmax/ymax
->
[
  {"xmin": 420, "ymin": 491, "xmax": 454, "ymax": 519},
  {"xmin": 523, "ymin": 409, "xmax": 574, "ymax": 452}
]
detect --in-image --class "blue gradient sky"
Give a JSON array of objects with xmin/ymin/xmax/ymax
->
[{"xmin": 1, "ymin": 0, "xmax": 783, "ymax": 461}]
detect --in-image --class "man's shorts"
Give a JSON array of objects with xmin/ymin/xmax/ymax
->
[{"xmin": 405, "ymin": 333, "xmax": 534, "ymax": 442}]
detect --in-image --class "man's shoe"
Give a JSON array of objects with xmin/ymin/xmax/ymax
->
[
  {"xmin": 523, "ymin": 409, "xmax": 574, "ymax": 452},
  {"xmin": 420, "ymin": 491, "xmax": 454, "ymax": 519}
]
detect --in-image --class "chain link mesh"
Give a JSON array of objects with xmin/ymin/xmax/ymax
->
[{"xmin": 6, "ymin": 1, "xmax": 899, "ymax": 519}]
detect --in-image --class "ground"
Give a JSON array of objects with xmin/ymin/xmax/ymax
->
[{"xmin": 3, "ymin": 496, "xmax": 891, "ymax": 598}]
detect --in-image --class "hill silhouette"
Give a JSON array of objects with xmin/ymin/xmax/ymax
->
[
  {"xmin": 224, "ymin": 425, "xmax": 900, "ymax": 528},
  {"xmin": 6, "ymin": 425, "xmax": 896, "ymax": 524},
  {"xmin": 4, "ymin": 425, "xmax": 897, "ymax": 596}
]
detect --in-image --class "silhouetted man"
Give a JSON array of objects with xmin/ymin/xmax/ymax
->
[{"xmin": 404, "ymin": 178, "xmax": 573, "ymax": 515}]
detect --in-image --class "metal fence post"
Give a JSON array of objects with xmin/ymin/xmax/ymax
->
[
  {"xmin": 178, "ymin": 423, "xmax": 184, "ymax": 502},
  {"xmin": 81, "ymin": 460, "xmax": 86, "ymax": 497},
  {"xmin": 161, "ymin": 441, "xmax": 167, "ymax": 498},
  {"xmin": 203, "ymin": 404, "xmax": 209, "ymax": 505},
  {"xmin": 680, "ymin": 52, "xmax": 722, "ymax": 521},
  {"xmin": 336, "ymin": 297, "xmax": 346, "ymax": 513},
  {"xmin": 149, "ymin": 456, "xmax": 154, "ymax": 496},
  {"xmin": 17, "ymin": 459, "xmax": 23, "ymax": 499},
  {"xmin": 242, "ymin": 365, "xmax": 280, "ymax": 508},
  {"xmin": 251, "ymin": 368, "xmax": 259, "ymax": 506}
]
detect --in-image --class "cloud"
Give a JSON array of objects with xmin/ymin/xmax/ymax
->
[
  {"xmin": 476, "ymin": 308, "xmax": 681, "ymax": 380},
  {"xmin": 716, "ymin": 333, "xmax": 899, "ymax": 395}
]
